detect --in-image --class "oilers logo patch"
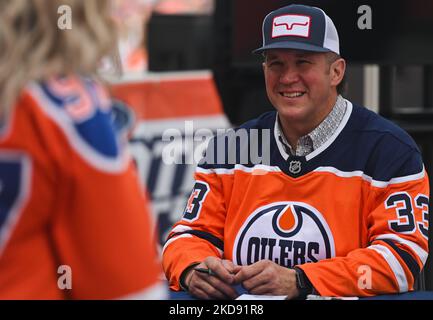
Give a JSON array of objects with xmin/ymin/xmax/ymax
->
[{"xmin": 233, "ymin": 202, "xmax": 335, "ymax": 267}]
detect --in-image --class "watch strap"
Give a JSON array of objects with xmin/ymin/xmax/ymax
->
[{"xmin": 294, "ymin": 267, "xmax": 314, "ymax": 299}]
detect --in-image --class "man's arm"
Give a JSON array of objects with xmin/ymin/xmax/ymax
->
[
  {"xmin": 299, "ymin": 156, "xmax": 429, "ymax": 297},
  {"xmin": 162, "ymin": 167, "xmax": 233, "ymax": 293}
]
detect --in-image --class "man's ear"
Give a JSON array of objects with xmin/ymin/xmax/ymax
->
[{"xmin": 331, "ymin": 58, "xmax": 346, "ymax": 87}]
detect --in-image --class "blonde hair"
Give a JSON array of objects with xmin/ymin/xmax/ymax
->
[{"xmin": 0, "ymin": 0, "xmax": 117, "ymax": 117}]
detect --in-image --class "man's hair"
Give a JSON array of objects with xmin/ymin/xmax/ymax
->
[{"xmin": 0, "ymin": 0, "xmax": 117, "ymax": 117}]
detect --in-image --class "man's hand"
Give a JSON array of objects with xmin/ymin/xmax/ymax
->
[
  {"xmin": 234, "ymin": 260, "xmax": 299, "ymax": 299},
  {"xmin": 184, "ymin": 256, "xmax": 239, "ymax": 299}
]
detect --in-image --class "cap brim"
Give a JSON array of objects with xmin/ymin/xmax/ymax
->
[{"xmin": 253, "ymin": 41, "xmax": 332, "ymax": 54}]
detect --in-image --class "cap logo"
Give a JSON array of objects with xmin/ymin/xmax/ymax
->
[{"xmin": 272, "ymin": 14, "xmax": 311, "ymax": 38}]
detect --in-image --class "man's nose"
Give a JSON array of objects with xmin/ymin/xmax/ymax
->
[{"xmin": 279, "ymin": 67, "xmax": 299, "ymax": 84}]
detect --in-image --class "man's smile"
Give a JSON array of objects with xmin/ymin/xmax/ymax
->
[{"xmin": 279, "ymin": 91, "xmax": 306, "ymax": 98}]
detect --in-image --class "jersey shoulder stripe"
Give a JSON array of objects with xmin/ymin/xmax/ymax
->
[
  {"xmin": 26, "ymin": 77, "xmax": 129, "ymax": 173},
  {"xmin": 198, "ymin": 101, "xmax": 424, "ymax": 182}
]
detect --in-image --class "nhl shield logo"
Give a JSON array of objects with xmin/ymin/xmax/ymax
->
[{"xmin": 289, "ymin": 160, "xmax": 302, "ymax": 174}]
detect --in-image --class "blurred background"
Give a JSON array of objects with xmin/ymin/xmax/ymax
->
[{"xmin": 106, "ymin": 0, "xmax": 433, "ymax": 290}]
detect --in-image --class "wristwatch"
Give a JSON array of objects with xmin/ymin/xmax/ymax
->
[{"xmin": 294, "ymin": 267, "xmax": 314, "ymax": 299}]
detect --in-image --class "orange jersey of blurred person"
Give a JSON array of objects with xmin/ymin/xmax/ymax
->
[
  {"xmin": 0, "ymin": 76, "xmax": 165, "ymax": 299},
  {"xmin": 163, "ymin": 101, "xmax": 429, "ymax": 297}
]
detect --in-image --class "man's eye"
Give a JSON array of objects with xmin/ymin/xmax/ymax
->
[
  {"xmin": 269, "ymin": 61, "xmax": 283, "ymax": 67},
  {"xmin": 297, "ymin": 60, "xmax": 311, "ymax": 64}
]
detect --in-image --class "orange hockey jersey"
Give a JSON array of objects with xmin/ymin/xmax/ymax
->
[
  {"xmin": 163, "ymin": 100, "xmax": 429, "ymax": 297},
  {"xmin": 0, "ymin": 76, "xmax": 165, "ymax": 299}
]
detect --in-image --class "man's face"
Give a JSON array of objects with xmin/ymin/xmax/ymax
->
[{"xmin": 263, "ymin": 49, "xmax": 345, "ymax": 130}]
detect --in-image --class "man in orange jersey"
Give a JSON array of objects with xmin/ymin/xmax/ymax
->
[
  {"xmin": 0, "ymin": 0, "xmax": 166, "ymax": 299},
  {"xmin": 163, "ymin": 4, "xmax": 429, "ymax": 299}
]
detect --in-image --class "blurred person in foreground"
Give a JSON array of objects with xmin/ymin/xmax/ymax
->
[
  {"xmin": 0, "ymin": 0, "xmax": 166, "ymax": 299},
  {"xmin": 163, "ymin": 4, "xmax": 429, "ymax": 299}
]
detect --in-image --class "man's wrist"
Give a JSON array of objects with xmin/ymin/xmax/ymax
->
[
  {"xmin": 179, "ymin": 262, "xmax": 200, "ymax": 292},
  {"xmin": 294, "ymin": 267, "xmax": 314, "ymax": 299}
]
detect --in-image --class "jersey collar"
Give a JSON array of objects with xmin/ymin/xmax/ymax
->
[{"xmin": 274, "ymin": 96, "xmax": 353, "ymax": 161}]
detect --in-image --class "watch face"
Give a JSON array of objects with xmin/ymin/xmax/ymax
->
[
  {"xmin": 295, "ymin": 269, "xmax": 305, "ymax": 289},
  {"xmin": 295, "ymin": 267, "xmax": 312, "ymax": 292}
]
